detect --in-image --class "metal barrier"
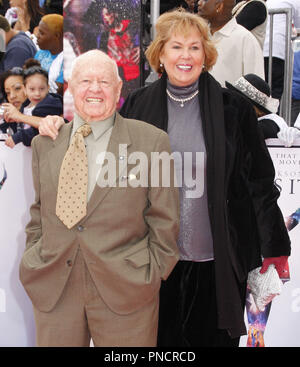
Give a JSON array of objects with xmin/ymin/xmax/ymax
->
[
  {"xmin": 267, "ymin": 8, "xmax": 294, "ymax": 125},
  {"xmin": 150, "ymin": 0, "xmax": 160, "ymax": 39},
  {"xmin": 145, "ymin": 0, "xmax": 160, "ymax": 85}
]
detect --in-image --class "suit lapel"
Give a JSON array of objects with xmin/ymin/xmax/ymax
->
[
  {"xmin": 47, "ymin": 115, "xmax": 132, "ymax": 223},
  {"xmin": 85, "ymin": 113, "xmax": 132, "ymax": 219},
  {"xmin": 47, "ymin": 122, "xmax": 73, "ymax": 192}
]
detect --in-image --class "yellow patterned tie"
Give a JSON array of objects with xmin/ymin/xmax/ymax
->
[{"xmin": 56, "ymin": 123, "xmax": 92, "ymax": 229}]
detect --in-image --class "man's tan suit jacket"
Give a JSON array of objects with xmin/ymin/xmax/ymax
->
[{"xmin": 19, "ymin": 113, "xmax": 180, "ymax": 314}]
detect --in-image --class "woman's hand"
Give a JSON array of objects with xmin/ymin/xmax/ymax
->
[
  {"xmin": 5, "ymin": 136, "xmax": 15, "ymax": 149},
  {"xmin": 13, "ymin": 7, "xmax": 28, "ymax": 32},
  {"xmin": 16, "ymin": 7, "xmax": 25, "ymax": 22},
  {"xmin": 39, "ymin": 115, "xmax": 65, "ymax": 140},
  {"xmin": 2, "ymin": 103, "xmax": 23, "ymax": 123}
]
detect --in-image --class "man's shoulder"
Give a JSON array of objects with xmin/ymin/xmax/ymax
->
[
  {"xmin": 123, "ymin": 115, "xmax": 164, "ymax": 134},
  {"xmin": 216, "ymin": 18, "xmax": 255, "ymax": 44},
  {"xmin": 9, "ymin": 32, "xmax": 36, "ymax": 49},
  {"xmin": 230, "ymin": 21, "xmax": 262, "ymax": 48},
  {"xmin": 233, "ymin": 21, "xmax": 256, "ymax": 37},
  {"xmin": 31, "ymin": 133, "xmax": 53, "ymax": 152},
  {"xmin": 120, "ymin": 114, "xmax": 168, "ymax": 145},
  {"xmin": 32, "ymin": 123, "xmax": 71, "ymax": 152}
]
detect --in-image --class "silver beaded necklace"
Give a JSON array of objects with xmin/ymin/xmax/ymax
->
[{"xmin": 166, "ymin": 88, "xmax": 199, "ymax": 107}]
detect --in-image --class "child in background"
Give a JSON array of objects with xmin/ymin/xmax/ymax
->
[
  {"xmin": 3, "ymin": 60, "xmax": 63, "ymax": 148},
  {"xmin": 225, "ymin": 74, "xmax": 300, "ymax": 147}
]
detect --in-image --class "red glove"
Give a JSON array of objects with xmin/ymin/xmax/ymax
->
[{"xmin": 260, "ymin": 256, "xmax": 289, "ymax": 277}]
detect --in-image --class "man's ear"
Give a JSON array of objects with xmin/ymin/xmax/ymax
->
[
  {"xmin": 116, "ymin": 80, "xmax": 123, "ymax": 102},
  {"xmin": 216, "ymin": 0, "xmax": 224, "ymax": 14},
  {"xmin": 54, "ymin": 31, "xmax": 62, "ymax": 43}
]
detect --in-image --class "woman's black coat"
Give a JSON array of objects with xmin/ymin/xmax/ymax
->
[{"xmin": 120, "ymin": 71, "xmax": 291, "ymax": 337}]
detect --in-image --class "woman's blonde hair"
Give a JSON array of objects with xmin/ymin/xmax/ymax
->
[{"xmin": 145, "ymin": 8, "xmax": 217, "ymax": 74}]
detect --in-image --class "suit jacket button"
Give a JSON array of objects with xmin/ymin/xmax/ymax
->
[
  {"xmin": 66, "ymin": 260, "xmax": 72, "ymax": 267},
  {"xmin": 77, "ymin": 225, "xmax": 84, "ymax": 232}
]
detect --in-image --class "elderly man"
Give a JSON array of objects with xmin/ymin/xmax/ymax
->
[{"xmin": 19, "ymin": 50, "xmax": 179, "ymax": 347}]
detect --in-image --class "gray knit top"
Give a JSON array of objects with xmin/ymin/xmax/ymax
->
[{"xmin": 166, "ymin": 79, "xmax": 214, "ymax": 262}]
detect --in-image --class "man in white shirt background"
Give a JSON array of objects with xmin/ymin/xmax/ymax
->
[{"xmin": 197, "ymin": 0, "xmax": 265, "ymax": 86}]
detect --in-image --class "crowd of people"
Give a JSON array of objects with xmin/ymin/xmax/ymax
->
[
  {"xmin": 0, "ymin": 0, "xmax": 300, "ymax": 348},
  {"xmin": 1, "ymin": 0, "xmax": 299, "ymax": 147},
  {"xmin": 0, "ymin": 0, "xmax": 63, "ymax": 147}
]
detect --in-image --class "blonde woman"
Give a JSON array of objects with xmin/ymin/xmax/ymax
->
[{"xmin": 120, "ymin": 8, "xmax": 290, "ymax": 347}]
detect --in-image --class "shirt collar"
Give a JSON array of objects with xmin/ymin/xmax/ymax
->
[
  {"xmin": 213, "ymin": 17, "xmax": 237, "ymax": 38},
  {"xmin": 72, "ymin": 112, "xmax": 115, "ymax": 141}
]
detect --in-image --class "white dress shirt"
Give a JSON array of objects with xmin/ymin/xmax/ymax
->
[{"xmin": 209, "ymin": 17, "xmax": 265, "ymax": 86}]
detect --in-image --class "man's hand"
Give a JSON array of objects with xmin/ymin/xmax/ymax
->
[
  {"xmin": 39, "ymin": 115, "xmax": 65, "ymax": 140},
  {"xmin": 260, "ymin": 256, "xmax": 289, "ymax": 277}
]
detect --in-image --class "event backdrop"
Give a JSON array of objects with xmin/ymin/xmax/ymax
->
[
  {"xmin": 0, "ymin": 136, "xmax": 299, "ymax": 347},
  {"xmin": 240, "ymin": 138, "xmax": 300, "ymax": 347},
  {"xmin": 63, "ymin": 0, "xmax": 143, "ymax": 121},
  {"xmin": 0, "ymin": 143, "xmax": 35, "ymax": 347}
]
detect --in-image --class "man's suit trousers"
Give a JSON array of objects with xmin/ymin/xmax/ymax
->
[{"xmin": 33, "ymin": 248, "xmax": 159, "ymax": 347}]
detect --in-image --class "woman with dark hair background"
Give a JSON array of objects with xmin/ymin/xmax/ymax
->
[
  {"xmin": 0, "ymin": 66, "xmax": 27, "ymax": 134},
  {"xmin": 1, "ymin": 59, "xmax": 62, "ymax": 148},
  {"xmin": 7, "ymin": 0, "xmax": 44, "ymax": 36}
]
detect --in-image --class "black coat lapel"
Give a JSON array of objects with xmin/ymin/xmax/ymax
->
[{"xmin": 199, "ymin": 72, "xmax": 226, "ymax": 229}]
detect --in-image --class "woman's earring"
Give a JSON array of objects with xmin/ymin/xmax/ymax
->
[{"xmin": 160, "ymin": 63, "xmax": 163, "ymax": 68}]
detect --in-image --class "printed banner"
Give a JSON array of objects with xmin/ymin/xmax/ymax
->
[
  {"xmin": 1, "ymin": 135, "xmax": 299, "ymax": 347},
  {"xmin": 0, "ymin": 143, "xmax": 35, "ymax": 346},
  {"xmin": 240, "ymin": 138, "xmax": 300, "ymax": 347}
]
